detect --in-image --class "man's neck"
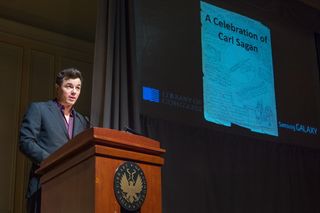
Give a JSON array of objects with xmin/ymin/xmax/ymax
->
[
  {"xmin": 56, "ymin": 99, "xmax": 73, "ymax": 116},
  {"xmin": 63, "ymin": 105, "xmax": 73, "ymax": 116}
]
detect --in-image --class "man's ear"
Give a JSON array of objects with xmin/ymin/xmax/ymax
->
[{"xmin": 55, "ymin": 84, "xmax": 60, "ymax": 94}]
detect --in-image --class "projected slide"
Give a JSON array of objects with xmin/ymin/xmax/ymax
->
[{"xmin": 200, "ymin": 1, "xmax": 278, "ymax": 136}]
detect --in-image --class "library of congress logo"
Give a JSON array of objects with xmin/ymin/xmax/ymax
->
[{"xmin": 114, "ymin": 161, "xmax": 147, "ymax": 211}]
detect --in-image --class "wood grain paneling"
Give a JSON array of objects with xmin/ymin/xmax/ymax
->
[
  {"xmin": 29, "ymin": 50, "xmax": 55, "ymax": 102},
  {"xmin": 0, "ymin": 41, "xmax": 23, "ymax": 213}
]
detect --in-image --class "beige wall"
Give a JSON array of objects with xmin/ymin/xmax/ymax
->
[{"xmin": 0, "ymin": 17, "xmax": 94, "ymax": 213}]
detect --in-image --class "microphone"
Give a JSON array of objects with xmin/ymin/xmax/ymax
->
[
  {"xmin": 122, "ymin": 126, "xmax": 142, "ymax": 136},
  {"xmin": 84, "ymin": 116, "xmax": 94, "ymax": 128}
]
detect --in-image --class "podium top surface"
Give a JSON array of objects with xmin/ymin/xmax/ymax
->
[
  {"xmin": 79, "ymin": 127, "xmax": 162, "ymax": 150},
  {"xmin": 37, "ymin": 127, "xmax": 165, "ymax": 175}
]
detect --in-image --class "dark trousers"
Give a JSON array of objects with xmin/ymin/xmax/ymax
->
[{"xmin": 27, "ymin": 190, "xmax": 41, "ymax": 213}]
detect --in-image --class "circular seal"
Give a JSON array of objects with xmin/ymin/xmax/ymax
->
[{"xmin": 114, "ymin": 161, "xmax": 147, "ymax": 211}]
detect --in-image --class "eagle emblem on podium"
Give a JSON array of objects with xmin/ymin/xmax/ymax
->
[{"xmin": 114, "ymin": 161, "xmax": 147, "ymax": 211}]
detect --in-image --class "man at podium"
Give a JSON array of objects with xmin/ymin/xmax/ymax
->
[{"xmin": 19, "ymin": 68, "xmax": 90, "ymax": 213}]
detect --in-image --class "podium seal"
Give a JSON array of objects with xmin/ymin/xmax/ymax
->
[{"xmin": 114, "ymin": 161, "xmax": 147, "ymax": 211}]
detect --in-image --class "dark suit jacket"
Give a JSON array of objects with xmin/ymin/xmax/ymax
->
[{"xmin": 19, "ymin": 100, "xmax": 89, "ymax": 198}]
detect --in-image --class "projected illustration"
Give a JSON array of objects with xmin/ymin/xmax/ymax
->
[{"xmin": 200, "ymin": 1, "xmax": 278, "ymax": 136}]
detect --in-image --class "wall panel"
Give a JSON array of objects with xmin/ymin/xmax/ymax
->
[
  {"xmin": 29, "ymin": 50, "xmax": 55, "ymax": 102},
  {"xmin": 0, "ymin": 41, "xmax": 23, "ymax": 213}
]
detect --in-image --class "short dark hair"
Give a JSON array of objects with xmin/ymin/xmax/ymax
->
[{"xmin": 55, "ymin": 68, "xmax": 83, "ymax": 86}]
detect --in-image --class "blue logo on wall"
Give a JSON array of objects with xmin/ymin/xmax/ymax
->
[{"xmin": 143, "ymin": 86, "xmax": 160, "ymax": 103}]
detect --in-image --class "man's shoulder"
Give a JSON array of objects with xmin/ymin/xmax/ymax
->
[
  {"xmin": 28, "ymin": 100, "xmax": 55, "ymax": 110},
  {"xmin": 74, "ymin": 110, "xmax": 86, "ymax": 120},
  {"xmin": 31, "ymin": 100, "xmax": 54, "ymax": 106},
  {"xmin": 73, "ymin": 110, "xmax": 89, "ymax": 128}
]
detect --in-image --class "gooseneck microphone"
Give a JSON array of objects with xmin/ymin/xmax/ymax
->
[
  {"xmin": 122, "ymin": 126, "xmax": 142, "ymax": 136},
  {"xmin": 84, "ymin": 116, "xmax": 94, "ymax": 128}
]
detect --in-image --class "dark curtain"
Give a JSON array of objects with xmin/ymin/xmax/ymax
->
[
  {"xmin": 90, "ymin": 0, "xmax": 140, "ymax": 131},
  {"xmin": 141, "ymin": 115, "xmax": 320, "ymax": 213},
  {"xmin": 316, "ymin": 33, "xmax": 320, "ymax": 83}
]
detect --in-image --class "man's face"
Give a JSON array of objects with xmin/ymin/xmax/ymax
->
[{"xmin": 56, "ymin": 78, "xmax": 81, "ymax": 107}]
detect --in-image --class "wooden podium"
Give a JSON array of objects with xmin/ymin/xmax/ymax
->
[{"xmin": 36, "ymin": 127, "xmax": 165, "ymax": 213}]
